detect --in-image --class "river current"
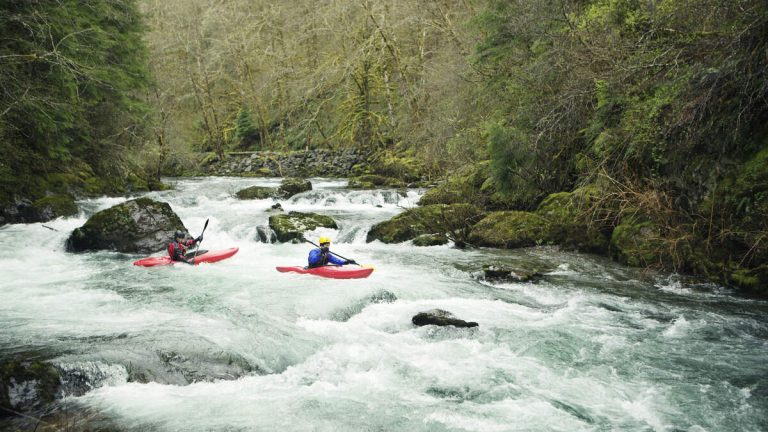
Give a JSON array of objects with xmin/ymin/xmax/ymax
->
[{"xmin": 0, "ymin": 177, "xmax": 766, "ymax": 431}]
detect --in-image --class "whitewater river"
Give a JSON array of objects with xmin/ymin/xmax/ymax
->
[{"xmin": 1, "ymin": 177, "xmax": 767, "ymax": 431}]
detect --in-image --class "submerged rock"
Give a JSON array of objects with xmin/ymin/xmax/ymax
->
[
  {"xmin": 412, "ymin": 309, "xmax": 478, "ymax": 328},
  {"xmin": 268, "ymin": 211, "xmax": 337, "ymax": 243},
  {"xmin": 256, "ymin": 225, "xmax": 277, "ymax": 243},
  {"xmin": 482, "ymin": 265, "xmax": 543, "ymax": 283},
  {"xmin": 276, "ymin": 178, "xmax": 312, "ymax": 199},
  {"xmin": 235, "ymin": 186, "xmax": 277, "ymax": 200},
  {"xmin": 66, "ymin": 198, "xmax": 186, "ymax": 253}
]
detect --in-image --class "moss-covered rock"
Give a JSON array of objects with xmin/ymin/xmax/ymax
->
[
  {"xmin": 66, "ymin": 198, "xmax": 187, "ymax": 253},
  {"xmin": 1, "ymin": 358, "xmax": 61, "ymax": 417},
  {"xmin": 268, "ymin": 211, "xmax": 337, "ymax": 243},
  {"xmin": 536, "ymin": 187, "xmax": 609, "ymax": 253},
  {"xmin": 347, "ymin": 174, "xmax": 406, "ymax": 189},
  {"xmin": 366, "ymin": 204, "xmax": 484, "ymax": 244},
  {"xmin": 468, "ymin": 211, "xmax": 550, "ymax": 248},
  {"xmin": 412, "ymin": 234, "xmax": 449, "ymax": 247},
  {"xmin": 609, "ymin": 218, "xmax": 667, "ymax": 267},
  {"xmin": 277, "ymin": 178, "xmax": 312, "ymax": 199},
  {"xmin": 32, "ymin": 194, "xmax": 78, "ymax": 220},
  {"xmin": 235, "ymin": 186, "xmax": 277, "ymax": 200}
]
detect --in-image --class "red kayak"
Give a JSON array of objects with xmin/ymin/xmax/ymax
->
[
  {"xmin": 133, "ymin": 247, "xmax": 239, "ymax": 267},
  {"xmin": 276, "ymin": 265, "xmax": 374, "ymax": 279}
]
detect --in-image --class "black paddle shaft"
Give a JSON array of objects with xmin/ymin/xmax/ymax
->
[
  {"xmin": 191, "ymin": 218, "xmax": 210, "ymax": 262},
  {"xmin": 305, "ymin": 239, "xmax": 360, "ymax": 266}
]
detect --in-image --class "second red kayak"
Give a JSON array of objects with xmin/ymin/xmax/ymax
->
[
  {"xmin": 276, "ymin": 265, "xmax": 374, "ymax": 279},
  {"xmin": 133, "ymin": 247, "xmax": 239, "ymax": 267}
]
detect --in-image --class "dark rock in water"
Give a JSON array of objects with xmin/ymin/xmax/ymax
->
[
  {"xmin": 270, "ymin": 203, "xmax": 284, "ymax": 211},
  {"xmin": 412, "ymin": 309, "xmax": 478, "ymax": 328},
  {"xmin": 413, "ymin": 234, "xmax": 449, "ymax": 247},
  {"xmin": 268, "ymin": 211, "xmax": 337, "ymax": 243},
  {"xmin": 256, "ymin": 225, "xmax": 277, "ymax": 243},
  {"xmin": 66, "ymin": 197, "xmax": 186, "ymax": 253},
  {"xmin": 482, "ymin": 265, "xmax": 543, "ymax": 283},
  {"xmin": 277, "ymin": 178, "xmax": 312, "ymax": 199},
  {"xmin": 235, "ymin": 186, "xmax": 277, "ymax": 200},
  {"xmin": 0, "ymin": 198, "xmax": 38, "ymax": 225},
  {"xmin": 0, "ymin": 358, "xmax": 61, "ymax": 417}
]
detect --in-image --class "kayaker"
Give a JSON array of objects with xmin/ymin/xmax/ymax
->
[
  {"xmin": 168, "ymin": 230, "xmax": 203, "ymax": 264},
  {"xmin": 308, "ymin": 236, "xmax": 356, "ymax": 268}
]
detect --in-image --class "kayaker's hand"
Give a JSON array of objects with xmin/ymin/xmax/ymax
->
[
  {"xmin": 196, "ymin": 235, "xmax": 203, "ymax": 243},
  {"xmin": 346, "ymin": 259, "xmax": 357, "ymax": 265}
]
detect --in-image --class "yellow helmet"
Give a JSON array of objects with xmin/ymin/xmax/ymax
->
[{"xmin": 319, "ymin": 236, "xmax": 332, "ymax": 245}]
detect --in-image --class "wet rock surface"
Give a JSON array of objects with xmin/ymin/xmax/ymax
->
[
  {"xmin": 66, "ymin": 198, "xmax": 186, "ymax": 254},
  {"xmin": 268, "ymin": 211, "xmax": 337, "ymax": 243},
  {"xmin": 412, "ymin": 309, "xmax": 478, "ymax": 328}
]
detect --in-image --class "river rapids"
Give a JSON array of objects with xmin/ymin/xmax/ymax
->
[{"xmin": 0, "ymin": 177, "xmax": 766, "ymax": 431}]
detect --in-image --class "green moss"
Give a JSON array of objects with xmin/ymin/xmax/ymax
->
[
  {"xmin": 412, "ymin": 234, "xmax": 449, "ymax": 247},
  {"xmin": 609, "ymin": 218, "xmax": 666, "ymax": 267},
  {"xmin": 1, "ymin": 358, "xmax": 61, "ymax": 413},
  {"xmin": 536, "ymin": 187, "xmax": 608, "ymax": 253},
  {"xmin": 236, "ymin": 186, "xmax": 277, "ymax": 200},
  {"xmin": 468, "ymin": 211, "xmax": 550, "ymax": 248},
  {"xmin": 32, "ymin": 194, "xmax": 78, "ymax": 219},
  {"xmin": 348, "ymin": 174, "xmax": 406, "ymax": 189},
  {"xmin": 369, "ymin": 150, "xmax": 425, "ymax": 182},
  {"xmin": 268, "ymin": 211, "xmax": 337, "ymax": 242},
  {"xmin": 277, "ymin": 178, "xmax": 312, "ymax": 198},
  {"xmin": 367, "ymin": 204, "xmax": 483, "ymax": 244}
]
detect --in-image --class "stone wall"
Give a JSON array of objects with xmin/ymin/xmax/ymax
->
[{"xmin": 199, "ymin": 150, "xmax": 366, "ymax": 177}]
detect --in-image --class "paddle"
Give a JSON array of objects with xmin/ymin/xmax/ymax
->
[
  {"xmin": 304, "ymin": 239, "xmax": 361, "ymax": 266},
  {"xmin": 191, "ymin": 219, "xmax": 209, "ymax": 263}
]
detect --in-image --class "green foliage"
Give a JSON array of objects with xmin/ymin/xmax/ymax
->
[
  {"xmin": 234, "ymin": 107, "xmax": 259, "ymax": 149},
  {"xmin": 0, "ymin": 0, "xmax": 151, "ymax": 202}
]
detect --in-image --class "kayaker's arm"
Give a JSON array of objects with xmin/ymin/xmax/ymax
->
[{"xmin": 327, "ymin": 253, "xmax": 346, "ymax": 266}]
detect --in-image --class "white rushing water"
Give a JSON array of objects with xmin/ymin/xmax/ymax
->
[{"xmin": 1, "ymin": 177, "xmax": 767, "ymax": 431}]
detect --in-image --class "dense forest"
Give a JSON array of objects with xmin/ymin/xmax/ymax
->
[{"xmin": 1, "ymin": 0, "xmax": 766, "ymax": 290}]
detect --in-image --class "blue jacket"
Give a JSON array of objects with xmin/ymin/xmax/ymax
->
[{"xmin": 308, "ymin": 248, "xmax": 346, "ymax": 267}]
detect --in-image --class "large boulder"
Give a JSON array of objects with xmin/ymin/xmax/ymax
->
[
  {"xmin": 468, "ymin": 211, "xmax": 550, "ymax": 248},
  {"xmin": 412, "ymin": 309, "xmax": 478, "ymax": 328},
  {"xmin": 66, "ymin": 198, "xmax": 186, "ymax": 253},
  {"xmin": 235, "ymin": 186, "xmax": 277, "ymax": 200},
  {"xmin": 367, "ymin": 204, "xmax": 484, "ymax": 244},
  {"xmin": 268, "ymin": 211, "xmax": 337, "ymax": 243},
  {"xmin": 277, "ymin": 178, "xmax": 312, "ymax": 199}
]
